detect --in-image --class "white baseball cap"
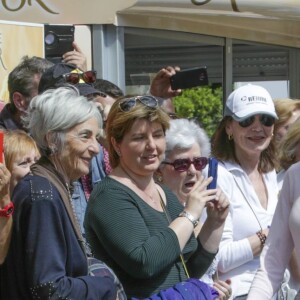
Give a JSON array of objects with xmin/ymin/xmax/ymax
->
[{"xmin": 224, "ymin": 84, "xmax": 278, "ymax": 121}]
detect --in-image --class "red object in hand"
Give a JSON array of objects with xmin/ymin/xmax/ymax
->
[{"xmin": 0, "ymin": 201, "xmax": 14, "ymax": 218}]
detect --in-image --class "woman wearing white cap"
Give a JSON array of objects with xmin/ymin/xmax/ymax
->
[{"xmin": 211, "ymin": 84, "xmax": 279, "ymax": 299}]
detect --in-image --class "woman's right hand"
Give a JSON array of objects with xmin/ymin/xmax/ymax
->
[{"xmin": 184, "ymin": 175, "xmax": 219, "ymax": 220}]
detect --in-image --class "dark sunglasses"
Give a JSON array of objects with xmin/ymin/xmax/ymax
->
[
  {"xmin": 238, "ymin": 114, "xmax": 275, "ymax": 128},
  {"xmin": 62, "ymin": 70, "xmax": 97, "ymax": 84},
  {"xmin": 162, "ymin": 157, "xmax": 208, "ymax": 172},
  {"xmin": 119, "ymin": 95, "xmax": 158, "ymax": 112}
]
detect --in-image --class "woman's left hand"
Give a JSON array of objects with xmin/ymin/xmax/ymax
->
[
  {"xmin": 213, "ymin": 279, "xmax": 232, "ymax": 300},
  {"xmin": 206, "ymin": 188, "xmax": 230, "ymax": 223}
]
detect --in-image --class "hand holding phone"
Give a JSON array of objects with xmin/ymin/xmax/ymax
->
[
  {"xmin": 170, "ymin": 66, "xmax": 208, "ymax": 90},
  {"xmin": 207, "ymin": 157, "xmax": 218, "ymax": 190}
]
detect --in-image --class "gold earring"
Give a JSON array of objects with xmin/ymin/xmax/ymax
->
[{"xmin": 228, "ymin": 134, "xmax": 233, "ymax": 141}]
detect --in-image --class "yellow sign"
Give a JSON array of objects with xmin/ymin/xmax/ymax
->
[{"xmin": 0, "ymin": 21, "xmax": 43, "ymax": 102}]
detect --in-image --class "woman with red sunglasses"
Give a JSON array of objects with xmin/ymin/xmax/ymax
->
[
  {"xmin": 211, "ymin": 84, "xmax": 279, "ymax": 299},
  {"xmin": 156, "ymin": 118, "xmax": 231, "ymax": 299}
]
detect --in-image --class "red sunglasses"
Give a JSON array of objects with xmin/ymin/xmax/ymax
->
[
  {"xmin": 162, "ymin": 157, "xmax": 208, "ymax": 172},
  {"xmin": 62, "ymin": 70, "xmax": 97, "ymax": 84}
]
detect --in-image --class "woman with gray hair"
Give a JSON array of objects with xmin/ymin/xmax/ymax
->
[
  {"xmin": 157, "ymin": 118, "xmax": 211, "ymax": 204},
  {"xmin": 0, "ymin": 87, "xmax": 118, "ymax": 300},
  {"xmin": 156, "ymin": 118, "xmax": 232, "ymax": 299}
]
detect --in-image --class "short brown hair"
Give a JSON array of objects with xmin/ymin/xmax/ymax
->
[{"xmin": 106, "ymin": 97, "xmax": 170, "ymax": 169}]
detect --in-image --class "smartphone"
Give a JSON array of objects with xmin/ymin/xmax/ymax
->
[
  {"xmin": 207, "ymin": 157, "xmax": 218, "ymax": 190},
  {"xmin": 0, "ymin": 131, "xmax": 3, "ymax": 163},
  {"xmin": 170, "ymin": 67, "xmax": 208, "ymax": 90}
]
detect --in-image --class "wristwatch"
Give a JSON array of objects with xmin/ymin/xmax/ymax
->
[
  {"xmin": 178, "ymin": 210, "xmax": 199, "ymax": 228},
  {"xmin": 0, "ymin": 201, "xmax": 14, "ymax": 218}
]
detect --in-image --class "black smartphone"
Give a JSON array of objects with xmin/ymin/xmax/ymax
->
[
  {"xmin": 170, "ymin": 67, "xmax": 208, "ymax": 90},
  {"xmin": 207, "ymin": 157, "xmax": 218, "ymax": 189}
]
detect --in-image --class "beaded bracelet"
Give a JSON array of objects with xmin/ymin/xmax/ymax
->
[{"xmin": 256, "ymin": 230, "xmax": 267, "ymax": 246}]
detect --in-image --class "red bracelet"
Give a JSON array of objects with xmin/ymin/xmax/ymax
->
[
  {"xmin": 256, "ymin": 230, "xmax": 267, "ymax": 246},
  {"xmin": 0, "ymin": 201, "xmax": 14, "ymax": 218}
]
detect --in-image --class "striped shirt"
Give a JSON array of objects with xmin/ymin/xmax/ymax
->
[{"xmin": 84, "ymin": 176, "xmax": 215, "ymax": 298}]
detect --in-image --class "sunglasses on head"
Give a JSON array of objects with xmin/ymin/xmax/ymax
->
[
  {"xmin": 62, "ymin": 70, "xmax": 97, "ymax": 84},
  {"xmin": 119, "ymin": 95, "xmax": 158, "ymax": 112},
  {"xmin": 238, "ymin": 114, "xmax": 275, "ymax": 128},
  {"xmin": 162, "ymin": 157, "xmax": 208, "ymax": 172}
]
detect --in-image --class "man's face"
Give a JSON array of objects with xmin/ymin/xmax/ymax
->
[{"xmin": 20, "ymin": 73, "xmax": 42, "ymax": 112}]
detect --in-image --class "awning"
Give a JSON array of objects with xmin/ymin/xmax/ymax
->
[
  {"xmin": 0, "ymin": 0, "xmax": 300, "ymax": 48},
  {"xmin": 118, "ymin": 0, "xmax": 300, "ymax": 48}
]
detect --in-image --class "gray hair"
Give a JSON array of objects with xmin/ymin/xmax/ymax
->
[
  {"xmin": 164, "ymin": 119, "xmax": 210, "ymax": 159},
  {"xmin": 8, "ymin": 56, "xmax": 54, "ymax": 110},
  {"xmin": 24, "ymin": 86, "xmax": 102, "ymax": 155}
]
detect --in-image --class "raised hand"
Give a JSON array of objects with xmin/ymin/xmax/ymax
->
[{"xmin": 62, "ymin": 41, "xmax": 87, "ymax": 71}]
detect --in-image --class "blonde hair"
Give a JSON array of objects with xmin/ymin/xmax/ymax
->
[
  {"xmin": 4, "ymin": 130, "xmax": 40, "ymax": 173},
  {"xmin": 106, "ymin": 96, "xmax": 170, "ymax": 169},
  {"xmin": 274, "ymin": 98, "xmax": 300, "ymax": 135},
  {"xmin": 279, "ymin": 118, "xmax": 300, "ymax": 170}
]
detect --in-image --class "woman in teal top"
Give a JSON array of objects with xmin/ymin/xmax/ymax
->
[{"xmin": 84, "ymin": 95, "xmax": 229, "ymax": 298}]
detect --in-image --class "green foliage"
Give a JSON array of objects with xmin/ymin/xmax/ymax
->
[{"xmin": 173, "ymin": 86, "xmax": 223, "ymax": 138}]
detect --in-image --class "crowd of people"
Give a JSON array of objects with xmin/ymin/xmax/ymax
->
[{"xmin": 0, "ymin": 43, "xmax": 300, "ymax": 300}]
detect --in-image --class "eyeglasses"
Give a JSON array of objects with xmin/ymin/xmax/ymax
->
[
  {"xmin": 119, "ymin": 95, "xmax": 158, "ymax": 112},
  {"xmin": 62, "ymin": 70, "xmax": 97, "ymax": 84},
  {"xmin": 238, "ymin": 114, "xmax": 275, "ymax": 128},
  {"xmin": 162, "ymin": 157, "xmax": 208, "ymax": 172}
]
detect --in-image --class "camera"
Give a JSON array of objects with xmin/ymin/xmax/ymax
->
[{"xmin": 44, "ymin": 25, "xmax": 75, "ymax": 64}]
